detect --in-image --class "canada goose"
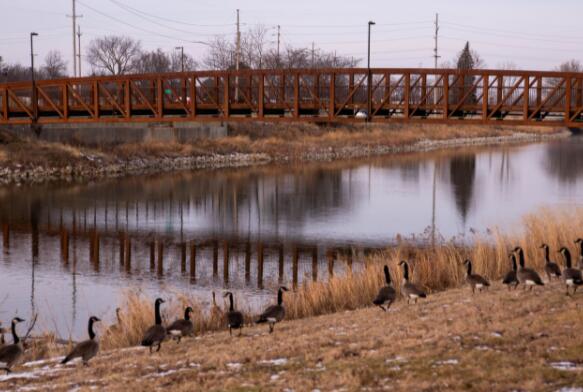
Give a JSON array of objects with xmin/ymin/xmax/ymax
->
[
  {"xmin": 0, "ymin": 317, "xmax": 25, "ymax": 373},
  {"xmin": 141, "ymin": 298, "xmax": 166, "ymax": 353},
  {"xmin": 61, "ymin": 316, "xmax": 101, "ymax": 366},
  {"xmin": 463, "ymin": 259, "xmax": 490, "ymax": 294},
  {"xmin": 558, "ymin": 247, "xmax": 583, "ymax": 296},
  {"xmin": 372, "ymin": 265, "xmax": 396, "ymax": 311},
  {"xmin": 167, "ymin": 306, "xmax": 194, "ymax": 343},
  {"xmin": 540, "ymin": 244, "xmax": 561, "ymax": 280},
  {"xmin": 575, "ymin": 239, "xmax": 583, "ymax": 269},
  {"xmin": 502, "ymin": 253, "xmax": 519, "ymax": 290},
  {"xmin": 256, "ymin": 286, "xmax": 288, "ymax": 333},
  {"xmin": 398, "ymin": 261, "xmax": 427, "ymax": 304},
  {"xmin": 223, "ymin": 292, "xmax": 244, "ymax": 336},
  {"xmin": 513, "ymin": 247, "xmax": 544, "ymax": 290}
]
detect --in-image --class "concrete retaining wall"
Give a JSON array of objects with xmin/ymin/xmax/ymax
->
[{"xmin": 0, "ymin": 121, "xmax": 228, "ymax": 144}]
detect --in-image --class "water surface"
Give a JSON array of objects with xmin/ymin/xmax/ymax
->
[{"xmin": 1, "ymin": 136, "xmax": 583, "ymax": 338}]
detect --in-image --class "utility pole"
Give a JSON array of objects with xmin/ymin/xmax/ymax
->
[
  {"xmin": 367, "ymin": 21, "xmax": 375, "ymax": 122},
  {"xmin": 68, "ymin": 0, "xmax": 82, "ymax": 77},
  {"xmin": 30, "ymin": 32, "xmax": 39, "ymax": 130},
  {"xmin": 77, "ymin": 25, "xmax": 82, "ymax": 77},
  {"xmin": 433, "ymin": 13, "xmax": 440, "ymax": 108},
  {"xmin": 433, "ymin": 13, "xmax": 440, "ymax": 69},
  {"xmin": 235, "ymin": 9, "xmax": 241, "ymax": 101},
  {"xmin": 276, "ymin": 25, "xmax": 281, "ymax": 67},
  {"xmin": 175, "ymin": 46, "xmax": 185, "ymax": 72}
]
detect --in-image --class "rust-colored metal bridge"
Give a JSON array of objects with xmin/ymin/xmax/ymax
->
[{"xmin": 1, "ymin": 68, "xmax": 583, "ymax": 127}]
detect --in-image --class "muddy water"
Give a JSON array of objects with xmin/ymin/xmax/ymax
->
[{"xmin": 1, "ymin": 136, "xmax": 582, "ymax": 339}]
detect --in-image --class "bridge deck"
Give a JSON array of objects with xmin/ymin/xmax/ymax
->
[{"xmin": 1, "ymin": 68, "xmax": 582, "ymax": 127}]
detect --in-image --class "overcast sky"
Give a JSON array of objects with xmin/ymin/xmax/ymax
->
[{"xmin": 2, "ymin": 0, "xmax": 583, "ymax": 74}]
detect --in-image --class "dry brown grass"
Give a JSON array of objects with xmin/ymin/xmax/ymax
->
[
  {"xmin": 0, "ymin": 123, "xmax": 564, "ymax": 168},
  {"xmin": 4, "ymin": 277, "xmax": 583, "ymax": 391},
  {"xmin": 12, "ymin": 209, "xmax": 583, "ymax": 382},
  {"xmin": 15, "ymin": 207, "xmax": 579, "ymax": 367}
]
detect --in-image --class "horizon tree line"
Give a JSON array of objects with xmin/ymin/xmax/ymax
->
[{"xmin": 1, "ymin": 33, "xmax": 582, "ymax": 83}]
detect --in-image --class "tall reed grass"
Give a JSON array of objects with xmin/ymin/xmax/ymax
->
[{"xmin": 25, "ymin": 208, "xmax": 583, "ymax": 359}]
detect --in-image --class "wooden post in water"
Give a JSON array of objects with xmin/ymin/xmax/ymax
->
[
  {"xmin": 257, "ymin": 242, "xmax": 264, "ymax": 289},
  {"xmin": 292, "ymin": 246, "xmax": 299, "ymax": 289},
  {"xmin": 312, "ymin": 246, "xmax": 318, "ymax": 282},
  {"xmin": 190, "ymin": 242, "xmax": 197, "ymax": 281},
  {"xmin": 223, "ymin": 240, "xmax": 229, "ymax": 283},
  {"xmin": 244, "ymin": 242, "xmax": 251, "ymax": 282},
  {"xmin": 92, "ymin": 231, "xmax": 100, "ymax": 272},
  {"xmin": 157, "ymin": 240, "xmax": 164, "ymax": 277},
  {"xmin": 180, "ymin": 242, "xmax": 187, "ymax": 274},
  {"xmin": 2, "ymin": 224, "xmax": 9, "ymax": 252},
  {"xmin": 119, "ymin": 233, "xmax": 125, "ymax": 266},
  {"xmin": 61, "ymin": 229, "xmax": 69, "ymax": 264},
  {"xmin": 212, "ymin": 240, "xmax": 218, "ymax": 277},
  {"xmin": 326, "ymin": 249, "xmax": 335, "ymax": 278},
  {"xmin": 124, "ymin": 236, "xmax": 131, "ymax": 272},
  {"xmin": 149, "ymin": 241, "xmax": 156, "ymax": 271},
  {"xmin": 278, "ymin": 244, "xmax": 285, "ymax": 283}
]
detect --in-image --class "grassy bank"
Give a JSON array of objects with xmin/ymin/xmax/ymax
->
[
  {"xmin": 4, "ymin": 277, "xmax": 583, "ymax": 391},
  {"xmin": 0, "ymin": 122, "xmax": 567, "ymax": 184},
  {"xmin": 11, "ymin": 208, "xmax": 583, "ymax": 365}
]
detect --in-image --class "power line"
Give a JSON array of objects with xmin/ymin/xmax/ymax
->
[
  {"xmin": 76, "ymin": 0, "xmax": 210, "ymax": 46},
  {"xmin": 107, "ymin": 0, "xmax": 236, "ymax": 27},
  {"xmin": 441, "ymin": 20, "xmax": 583, "ymax": 42},
  {"xmin": 442, "ymin": 23, "xmax": 583, "ymax": 45},
  {"xmin": 441, "ymin": 36, "xmax": 583, "ymax": 53},
  {"xmin": 107, "ymin": 0, "xmax": 224, "ymax": 37}
]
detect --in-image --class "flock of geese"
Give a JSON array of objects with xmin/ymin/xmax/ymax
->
[{"xmin": 0, "ymin": 242, "xmax": 582, "ymax": 374}]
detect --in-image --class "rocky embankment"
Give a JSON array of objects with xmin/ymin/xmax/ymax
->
[{"xmin": 0, "ymin": 130, "xmax": 570, "ymax": 185}]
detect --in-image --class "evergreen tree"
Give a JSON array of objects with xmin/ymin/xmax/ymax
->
[{"xmin": 454, "ymin": 42, "xmax": 477, "ymax": 106}]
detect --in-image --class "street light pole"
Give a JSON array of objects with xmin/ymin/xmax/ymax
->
[
  {"xmin": 367, "ymin": 21, "xmax": 375, "ymax": 122},
  {"xmin": 30, "ymin": 32, "xmax": 39, "ymax": 130}
]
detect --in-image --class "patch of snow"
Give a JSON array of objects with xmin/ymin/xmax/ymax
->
[
  {"xmin": 259, "ymin": 358, "xmax": 288, "ymax": 366},
  {"xmin": 490, "ymin": 332, "xmax": 503, "ymax": 338},
  {"xmin": 434, "ymin": 359, "xmax": 459, "ymax": 366},
  {"xmin": 550, "ymin": 361, "xmax": 583, "ymax": 371},
  {"xmin": 23, "ymin": 357, "xmax": 63, "ymax": 368},
  {"xmin": 143, "ymin": 368, "xmax": 188, "ymax": 379},
  {"xmin": 226, "ymin": 362, "xmax": 243, "ymax": 371},
  {"xmin": 270, "ymin": 374, "xmax": 280, "ymax": 382},
  {"xmin": 0, "ymin": 372, "xmax": 39, "ymax": 382},
  {"xmin": 385, "ymin": 356, "xmax": 407, "ymax": 364},
  {"xmin": 474, "ymin": 345, "xmax": 491, "ymax": 351},
  {"xmin": 188, "ymin": 362, "xmax": 201, "ymax": 368},
  {"xmin": 556, "ymin": 388, "xmax": 583, "ymax": 392}
]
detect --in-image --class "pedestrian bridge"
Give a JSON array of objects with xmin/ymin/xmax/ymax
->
[{"xmin": 1, "ymin": 67, "xmax": 582, "ymax": 127}]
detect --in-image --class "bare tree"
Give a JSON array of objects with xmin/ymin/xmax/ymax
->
[
  {"xmin": 42, "ymin": 50, "xmax": 67, "ymax": 79},
  {"xmin": 555, "ymin": 59, "xmax": 582, "ymax": 73},
  {"xmin": 203, "ymin": 36, "xmax": 234, "ymax": 70},
  {"xmin": 86, "ymin": 35, "xmax": 141, "ymax": 75},
  {"xmin": 170, "ymin": 51, "xmax": 197, "ymax": 72},
  {"xmin": 133, "ymin": 49, "xmax": 171, "ymax": 74}
]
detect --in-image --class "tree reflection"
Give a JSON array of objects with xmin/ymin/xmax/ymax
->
[
  {"xmin": 543, "ymin": 139, "xmax": 583, "ymax": 184},
  {"xmin": 449, "ymin": 155, "xmax": 476, "ymax": 223}
]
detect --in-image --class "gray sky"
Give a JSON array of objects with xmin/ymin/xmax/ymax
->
[{"xmin": 2, "ymin": 0, "xmax": 583, "ymax": 74}]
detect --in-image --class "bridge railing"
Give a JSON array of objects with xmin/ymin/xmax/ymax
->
[{"xmin": 1, "ymin": 68, "xmax": 582, "ymax": 126}]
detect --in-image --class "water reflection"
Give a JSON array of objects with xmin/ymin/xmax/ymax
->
[
  {"xmin": 543, "ymin": 138, "xmax": 583, "ymax": 184},
  {"xmin": 1, "ymin": 137, "xmax": 583, "ymax": 338},
  {"xmin": 448, "ymin": 155, "xmax": 476, "ymax": 223}
]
